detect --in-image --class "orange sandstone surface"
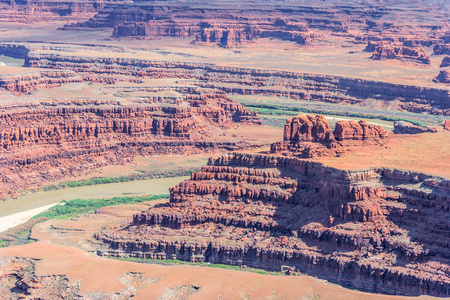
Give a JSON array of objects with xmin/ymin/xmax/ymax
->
[{"xmin": 0, "ymin": 198, "xmax": 439, "ymax": 300}]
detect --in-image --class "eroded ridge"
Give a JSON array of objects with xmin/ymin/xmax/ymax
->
[
  {"xmin": 3, "ymin": 44, "xmax": 446, "ymax": 115},
  {"xmin": 65, "ymin": 1, "xmax": 449, "ymax": 51},
  {"xmin": 0, "ymin": 257, "xmax": 158, "ymax": 299},
  {"xmin": 97, "ymin": 117, "xmax": 450, "ymax": 297},
  {"xmin": 0, "ymin": 87, "xmax": 260, "ymax": 198},
  {"xmin": 271, "ymin": 114, "xmax": 388, "ymax": 157}
]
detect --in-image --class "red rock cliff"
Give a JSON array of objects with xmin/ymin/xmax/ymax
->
[
  {"xmin": 97, "ymin": 151, "xmax": 450, "ymax": 297},
  {"xmin": 0, "ymin": 87, "xmax": 261, "ymax": 198}
]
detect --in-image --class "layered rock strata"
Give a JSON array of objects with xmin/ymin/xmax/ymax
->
[
  {"xmin": 0, "ymin": 0, "xmax": 126, "ymax": 23},
  {"xmin": 370, "ymin": 44, "xmax": 430, "ymax": 65},
  {"xmin": 270, "ymin": 114, "xmax": 388, "ymax": 157},
  {"xmin": 11, "ymin": 46, "xmax": 449, "ymax": 115},
  {"xmin": 0, "ymin": 87, "xmax": 261, "ymax": 198},
  {"xmin": 393, "ymin": 121, "xmax": 437, "ymax": 134},
  {"xmin": 97, "ymin": 150, "xmax": 450, "ymax": 296},
  {"xmin": 0, "ymin": 69, "xmax": 83, "ymax": 94},
  {"xmin": 66, "ymin": 0, "xmax": 449, "ymax": 52},
  {"xmin": 435, "ymin": 69, "xmax": 450, "ymax": 84}
]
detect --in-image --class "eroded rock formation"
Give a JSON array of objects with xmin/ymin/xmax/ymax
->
[
  {"xmin": 270, "ymin": 114, "xmax": 388, "ymax": 157},
  {"xmin": 371, "ymin": 44, "xmax": 430, "ymax": 65},
  {"xmin": 434, "ymin": 43, "xmax": 450, "ymax": 55},
  {"xmin": 0, "ymin": 0, "xmax": 126, "ymax": 23},
  {"xmin": 393, "ymin": 121, "xmax": 437, "ymax": 134},
  {"xmin": 67, "ymin": 4, "xmax": 337, "ymax": 47},
  {"xmin": 0, "ymin": 87, "xmax": 261, "ymax": 198},
  {"xmin": 0, "ymin": 69, "xmax": 83, "ymax": 94},
  {"xmin": 435, "ymin": 69, "xmax": 450, "ymax": 84},
  {"xmin": 0, "ymin": 256, "xmax": 158, "ymax": 298},
  {"xmin": 0, "ymin": 257, "xmax": 81, "ymax": 299},
  {"xmin": 97, "ymin": 149, "xmax": 450, "ymax": 296},
  {"xmin": 63, "ymin": 0, "xmax": 449, "ymax": 52},
  {"xmin": 7, "ymin": 44, "xmax": 448, "ymax": 115},
  {"xmin": 441, "ymin": 56, "xmax": 450, "ymax": 68},
  {"xmin": 444, "ymin": 119, "xmax": 450, "ymax": 130}
]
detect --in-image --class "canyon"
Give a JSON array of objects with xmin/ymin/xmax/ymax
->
[
  {"xmin": 0, "ymin": 0, "xmax": 448, "ymax": 298},
  {"xmin": 0, "ymin": 87, "xmax": 261, "ymax": 198},
  {"xmin": 64, "ymin": 0, "xmax": 449, "ymax": 53},
  {"xmin": 1, "ymin": 43, "xmax": 448, "ymax": 116},
  {"xmin": 97, "ymin": 115, "xmax": 450, "ymax": 296}
]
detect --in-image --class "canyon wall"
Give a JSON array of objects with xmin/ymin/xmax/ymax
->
[
  {"xmin": 3, "ymin": 46, "xmax": 446, "ymax": 115},
  {"xmin": 271, "ymin": 114, "xmax": 388, "ymax": 157},
  {"xmin": 63, "ymin": 1, "xmax": 449, "ymax": 53},
  {"xmin": 96, "ymin": 115, "xmax": 449, "ymax": 296},
  {"xmin": 0, "ymin": 87, "xmax": 261, "ymax": 198},
  {"xmin": 97, "ymin": 150, "xmax": 450, "ymax": 296}
]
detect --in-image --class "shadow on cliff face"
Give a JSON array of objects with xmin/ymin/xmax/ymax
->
[{"xmin": 97, "ymin": 153, "xmax": 450, "ymax": 297}]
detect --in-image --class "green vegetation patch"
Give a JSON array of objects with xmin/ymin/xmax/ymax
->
[
  {"xmin": 110, "ymin": 256, "xmax": 283, "ymax": 276},
  {"xmin": 241, "ymin": 102, "xmax": 427, "ymax": 126},
  {"xmin": 42, "ymin": 176, "xmax": 132, "ymax": 191},
  {"xmin": 0, "ymin": 194, "xmax": 169, "ymax": 248},
  {"xmin": 0, "ymin": 217, "xmax": 48, "ymax": 248},
  {"xmin": 31, "ymin": 194, "xmax": 169, "ymax": 221}
]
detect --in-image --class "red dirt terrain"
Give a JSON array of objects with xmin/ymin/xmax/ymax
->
[
  {"xmin": 0, "ymin": 86, "xmax": 262, "ymax": 198},
  {"xmin": 0, "ymin": 43, "xmax": 446, "ymax": 115},
  {"xmin": 0, "ymin": 185, "xmax": 445, "ymax": 299},
  {"xmin": 0, "ymin": 0, "xmax": 448, "ymax": 298},
  {"xmin": 95, "ymin": 115, "xmax": 450, "ymax": 297}
]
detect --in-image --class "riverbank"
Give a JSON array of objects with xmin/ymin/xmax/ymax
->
[
  {"xmin": 0, "ymin": 176, "xmax": 188, "ymax": 232},
  {"xmin": 0, "ymin": 203, "xmax": 58, "ymax": 233}
]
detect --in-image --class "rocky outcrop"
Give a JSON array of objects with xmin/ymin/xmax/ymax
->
[
  {"xmin": 441, "ymin": 56, "xmax": 450, "ymax": 68},
  {"xmin": 0, "ymin": 87, "xmax": 261, "ymax": 198},
  {"xmin": 282, "ymin": 114, "xmax": 334, "ymax": 143},
  {"xmin": 435, "ymin": 69, "xmax": 450, "ymax": 84},
  {"xmin": 97, "ymin": 149, "xmax": 450, "ymax": 297},
  {"xmin": 371, "ymin": 44, "xmax": 430, "ymax": 65},
  {"xmin": 0, "ymin": 256, "xmax": 155, "ymax": 298},
  {"xmin": 0, "ymin": 257, "xmax": 81, "ymax": 299},
  {"xmin": 434, "ymin": 44, "xmax": 450, "ymax": 55},
  {"xmin": 14, "ymin": 47, "xmax": 449, "ymax": 116},
  {"xmin": 271, "ymin": 114, "xmax": 388, "ymax": 158},
  {"xmin": 333, "ymin": 119, "xmax": 388, "ymax": 141},
  {"xmin": 444, "ymin": 119, "xmax": 450, "ymax": 130},
  {"xmin": 0, "ymin": 69, "xmax": 83, "ymax": 94},
  {"xmin": 0, "ymin": 43, "xmax": 29, "ymax": 59},
  {"xmin": 394, "ymin": 121, "xmax": 437, "ymax": 134}
]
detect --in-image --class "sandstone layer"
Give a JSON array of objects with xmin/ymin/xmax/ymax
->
[
  {"xmin": 96, "ymin": 114, "xmax": 450, "ymax": 297},
  {"xmin": 270, "ymin": 114, "xmax": 388, "ymax": 157},
  {"xmin": 3, "ymin": 43, "xmax": 447, "ymax": 115},
  {"xmin": 0, "ymin": 87, "xmax": 261, "ymax": 198},
  {"xmin": 97, "ymin": 153, "xmax": 450, "ymax": 297},
  {"xmin": 65, "ymin": 0, "xmax": 449, "ymax": 53}
]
